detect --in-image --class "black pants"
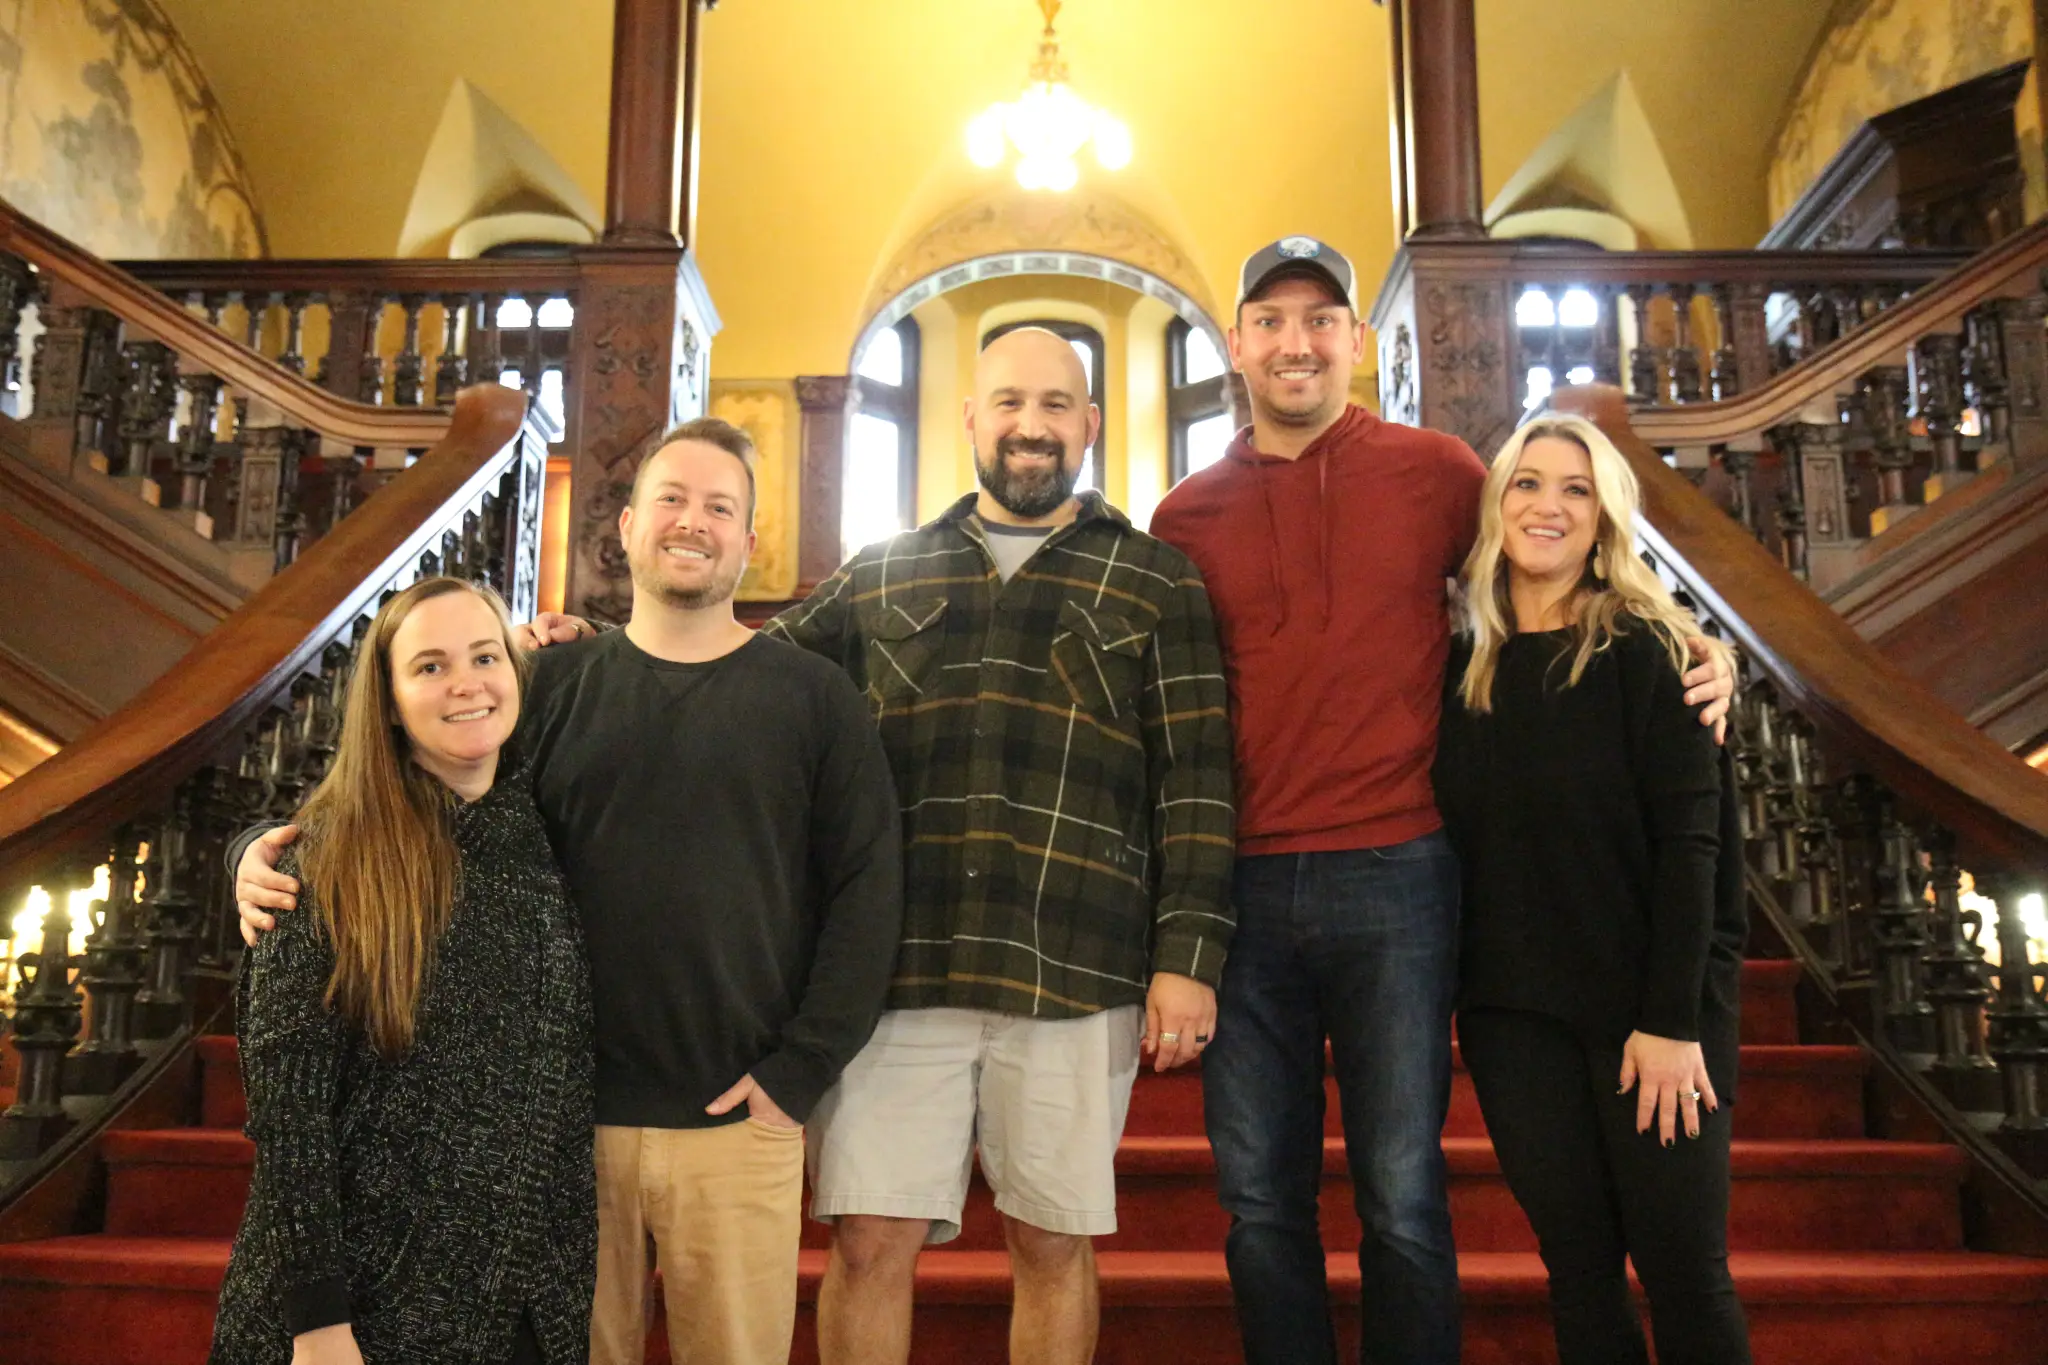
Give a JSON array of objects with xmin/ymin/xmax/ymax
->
[
  {"xmin": 1458, "ymin": 1008, "xmax": 1752, "ymax": 1365},
  {"xmin": 506, "ymin": 1310, "xmax": 543, "ymax": 1365}
]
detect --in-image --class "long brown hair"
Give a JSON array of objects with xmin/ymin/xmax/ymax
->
[{"xmin": 295, "ymin": 577, "xmax": 528, "ymax": 1057}]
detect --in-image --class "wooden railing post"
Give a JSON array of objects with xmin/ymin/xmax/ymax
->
[
  {"xmin": 0, "ymin": 857, "xmax": 88, "ymax": 1159},
  {"xmin": 796, "ymin": 375, "xmax": 859, "ymax": 587}
]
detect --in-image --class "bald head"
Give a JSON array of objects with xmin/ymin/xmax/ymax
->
[
  {"xmin": 976, "ymin": 325, "xmax": 1089, "ymax": 402},
  {"xmin": 966, "ymin": 326, "xmax": 1101, "ymax": 523}
]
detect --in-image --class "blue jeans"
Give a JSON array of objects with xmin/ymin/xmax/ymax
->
[{"xmin": 1205, "ymin": 834, "xmax": 1463, "ymax": 1365}]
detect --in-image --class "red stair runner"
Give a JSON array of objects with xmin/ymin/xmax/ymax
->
[{"xmin": 4, "ymin": 956, "xmax": 2046, "ymax": 1362}]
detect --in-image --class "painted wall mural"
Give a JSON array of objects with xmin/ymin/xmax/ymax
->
[
  {"xmin": 1768, "ymin": 0, "xmax": 2038, "ymax": 227},
  {"xmin": 709, "ymin": 378, "xmax": 800, "ymax": 602},
  {"xmin": 0, "ymin": 0, "xmax": 263, "ymax": 258}
]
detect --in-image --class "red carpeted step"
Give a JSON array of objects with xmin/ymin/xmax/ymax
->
[
  {"xmin": 102, "ymin": 1129, "xmax": 254, "ymax": 1238},
  {"xmin": 1741, "ymin": 957, "xmax": 1803, "ymax": 1045},
  {"xmin": 793, "ymin": 1135, "xmax": 1963, "ymax": 1255},
  {"xmin": 1124, "ymin": 1042, "xmax": 1868, "ymax": 1141},
  {"xmin": 16, "ymin": 1239, "xmax": 2041, "ymax": 1365}
]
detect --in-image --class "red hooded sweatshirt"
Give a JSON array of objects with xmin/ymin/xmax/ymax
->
[{"xmin": 1151, "ymin": 404, "xmax": 1486, "ymax": 855}]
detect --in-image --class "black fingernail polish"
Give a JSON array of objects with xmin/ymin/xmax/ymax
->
[{"xmin": 1663, "ymin": 1137, "xmax": 1673, "ymax": 1148}]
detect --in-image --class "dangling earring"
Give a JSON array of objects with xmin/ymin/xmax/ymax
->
[{"xmin": 1591, "ymin": 545, "xmax": 1607, "ymax": 581}]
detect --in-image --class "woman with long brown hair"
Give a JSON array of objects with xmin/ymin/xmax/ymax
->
[
  {"xmin": 210, "ymin": 577, "xmax": 594, "ymax": 1365},
  {"xmin": 1432, "ymin": 414, "xmax": 1752, "ymax": 1365}
]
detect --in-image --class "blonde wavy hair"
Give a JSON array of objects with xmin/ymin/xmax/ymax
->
[{"xmin": 1456, "ymin": 412, "xmax": 1733, "ymax": 712}]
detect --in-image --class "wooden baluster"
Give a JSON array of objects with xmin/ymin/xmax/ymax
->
[
  {"xmin": 278, "ymin": 292, "xmax": 310, "ymax": 375},
  {"xmin": 1541, "ymin": 284, "xmax": 1567, "ymax": 392},
  {"xmin": 1668, "ymin": 283, "xmax": 1702, "ymax": 403},
  {"xmin": 29, "ymin": 302, "xmax": 122, "ymax": 467},
  {"xmin": 393, "ymin": 293, "xmax": 428, "ymax": 407},
  {"xmin": 1708, "ymin": 285, "xmax": 1740, "ymax": 400},
  {"xmin": 1829, "ymin": 285, "xmax": 1865, "ymax": 340},
  {"xmin": 1910, "ymin": 333, "xmax": 1967, "ymax": 489},
  {"xmin": 1625, "ymin": 284, "xmax": 1661, "ymax": 402},
  {"xmin": 1921, "ymin": 827, "xmax": 1997, "ymax": 1098},
  {"xmin": 434, "ymin": 294, "xmax": 470, "ymax": 405},
  {"xmin": 523, "ymin": 295, "xmax": 544, "ymax": 405},
  {"xmin": 174, "ymin": 372, "xmax": 223, "ymax": 523},
  {"xmin": 1591, "ymin": 284, "xmax": 1622, "ymax": 386},
  {"xmin": 1859, "ymin": 367, "xmax": 1915, "ymax": 534},
  {"xmin": 0, "ymin": 858, "xmax": 92, "ymax": 1158},
  {"xmin": 1976, "ymin": 869, "xmax": 2048, "ymax": 1139},
  {"xmin": 475, "ymin": 294, "xmax": 506, "ymax": 386},
  {"xmin": 1863, "ymin": 786, "xmax": 1935, "ymax": 1051},
  {"xmin": 134, "ymin": 785, "xmax": 205, "ymax": 1039},
  {"xmin": 1768, "ymin": 423, "xmax": 1810, "ymax": 580},
  {"xmin": 64, "ymin": 832, "xmax": 148, "ymax": 1095},
  {"xmin": 361, "ymin": 295, "xmax": 389, "ymax": 404},
  {"xmin": 1719, "ymin": 445, "xmax": 1759, "ymax": 539},
  {"xmin": 1795, "ymin": 739, "xmax": 1846, "ymax": 969},
  {"xmin": 227, "ymin": 423, "xmax": 307, "ymax": 573},
  {"xmin": 1962, "ymin": 301, "xmax": 2013, "ymax": 452},
  {"xmin": 117, "ymin": 340, "xmax": 178, "ymax": 487}
]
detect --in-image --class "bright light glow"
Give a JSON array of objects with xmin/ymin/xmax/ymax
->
[
  {"xmin": 536, "ymin": 297, "xmax": 574, "ymax": 329},
  {"xmin": 1516, "ymin": 288, "xmax": 1556, "ymax": 329},
  {"xmin": 1525, "ymin": 366, "xmax": 1555, "ymax": 406},
  {"xmin": 8, "ymin": 865, "xmax": 107, "ymax": 999},
  {"xmin": 496, "ymin": 298, "xmax": 534, "ymax": 330},
  {"xmin": 966, "ymin": 35, "xmax": 1133, "ymax": 194},
  {"xmin": 1566, "ymin": 366, "xmax": 1596, "ymax": 386},
  {"xmin": 1069, "ymin": 338, "xmax": 1095, "ymax": 389},
  {"xmin": 857, "ymin": 328, "xmax": 904, "ymax": 387},
  {"xmin": 538, "ymin": 370, "xmax": 565, "ymax": 428},
  {"xmin": 499, "ymin": 369, "xmax": 524, "ymax": 391},
  {"xmin": 1093, "ymin": 113, "xmax": 1132, "ymax": 170},
  {"xmin": 1559, "ymin": 289, "xmax": 1601, "ymax": 328},
  {"xmin": 844, "ymin": 414, "xmax": 906, "ymax": 559},
  {"xmin": 1182, "ymin": 328, "xmax": 1225, "ymax": 384},
  {"xmin": 1183, "ymin": 411, "xmax": 1233, "ymax": 478}
]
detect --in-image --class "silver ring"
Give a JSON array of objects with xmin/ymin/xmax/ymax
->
[
  {"xmin": 1160, "ymin": 1031, "xmax": 1180, "ymax": 1043},
  {"xmin": 1685, "ymin": 1089, "xmax": 1702, "ymax": 1101}
]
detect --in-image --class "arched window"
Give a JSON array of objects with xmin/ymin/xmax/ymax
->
[
  {"xmin": 1168, "ymin": 318, "xmax": 1232, "ymax": 485},
  {"xmin": 981, "ymin": 319, "xmax": 1107, "ymax": 494},
  {"xmin": 846, "ymin": 316, "xmax": 920, "ymax": 556}
]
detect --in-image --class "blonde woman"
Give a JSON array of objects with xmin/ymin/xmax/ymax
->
[
  {"xmin": 1431, "ymin": 414, "xmax": 1751, "ymax": 1365},
  {"xmin": 210, "ymin": 578, "xmax": 594, "ymax": 1365}
]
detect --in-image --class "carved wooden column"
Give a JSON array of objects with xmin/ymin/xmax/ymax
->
[
  {"xmin": 1398, "ymin": 0, "xmax": 1485, "ymax": 240},
  {"xmin": 561, "ymin": 250, "xmax": 718, "ymax": 624},
  {"xmin": 604, "ymin": 0, "xmax": 714, "ymax": 247},
  {"xmin": 796, "ymin": 375, "xmax": 860, "ymax": 587},
  {"xmin": 1369, "ymin": 243, "xmax": 1518, "ymax": 456}
]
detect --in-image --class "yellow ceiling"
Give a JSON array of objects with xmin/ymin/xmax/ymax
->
[{"xmin": 158, "ymin": 0, "xmax": 1837, "ymax": 378}]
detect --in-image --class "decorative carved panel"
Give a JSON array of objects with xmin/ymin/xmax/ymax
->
[{"xmin": 1420, "ymin": 280, "xmax": 1513, "ymax": 458}]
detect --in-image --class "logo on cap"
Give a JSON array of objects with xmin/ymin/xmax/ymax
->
[{"xmin": 1277, "ymin": 236, "xmax": 1322, "ymax": 259}]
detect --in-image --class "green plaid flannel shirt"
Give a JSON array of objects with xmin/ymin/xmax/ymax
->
[{"xmin": 763, "ymin": 490, "xmax": 1236, "ymax": 1018}]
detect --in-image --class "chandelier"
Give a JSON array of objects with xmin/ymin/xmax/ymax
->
[{"xmin": 966, "ymin": 0, "xmax": 1132, "ymax": 192}]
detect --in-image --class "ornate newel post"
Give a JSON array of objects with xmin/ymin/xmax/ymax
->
[
  {"xmin": 1920, "ymin": 828, "xmax": 1999, "ymax": 1106},
  {"xmin": 63, "ymin": 833, "xmax": 147, "ymax": 1095},
  {"xmin": 1978, "ymin": 871, "xmax": 2048, "ymax": 1149},
  {"xmin": 795, "ymin": 376, "xmax": 861, "ymax": 590},
  {"xmin": 563, "ymin": 0, "xmax": 722, "ymax": 625}
]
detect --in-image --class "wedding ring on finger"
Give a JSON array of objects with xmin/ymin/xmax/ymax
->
[
  {"xmin": 1160, "ymin": 1031, "xmax": 1180, "ymax": 1043},
  {"xmin": 1685, "ymin": 1089, "xmax": 1702, "ymax": 1101}
]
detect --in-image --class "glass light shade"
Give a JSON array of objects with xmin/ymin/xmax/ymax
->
[{"xmin": 966, "ymin": 108, "xmax": 1008, "ymax": 168}]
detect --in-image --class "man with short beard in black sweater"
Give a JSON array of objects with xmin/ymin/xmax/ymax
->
[{"xmin": 233, "ymin": 418, "xmax": 903, "ymax": 1365}]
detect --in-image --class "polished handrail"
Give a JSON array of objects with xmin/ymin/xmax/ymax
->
[
  {"xmin": 0, "ymin": 384, "xmax": 531, "ymax": 894},
  {"xmin": 1553, "ymin": 383, "xmax": 2048, "ymax": 869},
  {"xmin": 0, "ymin": 200, "xmax": 453, "ymax": 448},
  {"xmin": 1629, "ymin": 218, "xmax": 2048, "ymax": 446},
  {"xmin": 117, "ymin": 256, "xmax": 582, "ymax": 295}
]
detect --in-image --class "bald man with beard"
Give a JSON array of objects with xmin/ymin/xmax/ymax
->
[{"xmin": 761, "ymin": 328, "xmax": 1237, "ymax": 1365}]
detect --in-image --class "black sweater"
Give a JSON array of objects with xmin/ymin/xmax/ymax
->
[
  {"xmin": 520, "ymin": 628, "xmax": 903, "ymax": 1128},
  {"xmin": 1432, "ymin": 625, "xmax": 1746, "ymax": 1093},
  {"xmin": 210, "ymin": 770, "xmax": 595, "ymax": 1365}
]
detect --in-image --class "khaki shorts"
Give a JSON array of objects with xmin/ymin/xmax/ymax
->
[{"xmin": 806, "ymin": 1005, "xmax": 1142, "ymax": 1244}]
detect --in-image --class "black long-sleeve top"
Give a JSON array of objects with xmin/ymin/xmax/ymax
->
[
  {"xmin": 519, "ymin": 628, "xmax": 903, "ymax": 1127},
  {"xmin": 1432, "ymin": 625, "xmax": 1746, "ymax": 1094},
  {"xmin": 210, "ymin": 768, "xmax": 595, "ymax": 1365}
]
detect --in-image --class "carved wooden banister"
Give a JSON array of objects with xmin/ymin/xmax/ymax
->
[
  {"xmin": 117, "ymin": 257, "xmax": 582, "ymax": 295},
  {"xmin": 1632, "ymin": 218, "xmax": 2048, "ymax": 447},
  {"xmin": 0, "ymin": 202, "xmax": 450, "ymax": 450},
  {"xmin": 0, "ymin": 382, "xmax": 545, "ymax": 1177},
  {"xmin": 1555, "ymin": 382, "xmax": 2048, "ymax": 1175}
]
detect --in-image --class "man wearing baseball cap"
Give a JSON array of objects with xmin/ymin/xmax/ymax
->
[{"xmin": 1149, "ymin": 237, "xmax": 1733, "ymax": 1365}]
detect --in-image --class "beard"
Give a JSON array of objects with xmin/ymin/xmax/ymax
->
[
  {"xmin": 629, "ymin": 540, "xmax": 745, "ymax": 610},
  {"xmin": 976, "ymin": 433, "xmax": 1079, "ymax": 519},
  {"xmin": 1251, "ymin": 362, "xmax": 1339, "ymax": 427}
]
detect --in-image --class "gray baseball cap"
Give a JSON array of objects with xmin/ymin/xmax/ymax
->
[{"xmin": 1237, "ymin": 236, "xmax": 1357, "ymax": 312}]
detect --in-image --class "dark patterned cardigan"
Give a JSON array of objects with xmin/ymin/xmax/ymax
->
[{"xmin": 209, "ymin": 768, "xmax": 595, "ymax": 1365}]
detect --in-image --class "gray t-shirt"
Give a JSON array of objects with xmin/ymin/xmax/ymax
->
[{"xmin": 979, "ymin": 518, "xmax": 1056, "ymax": 582}]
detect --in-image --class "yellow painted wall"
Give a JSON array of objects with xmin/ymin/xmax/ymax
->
[
  {"xmin": 0, "ymin": 0, "xmax": 262, "ymax": 257},
  {"xmin": 1768, "ymin": 0, "xmax": 2039, "ymax": 224}
]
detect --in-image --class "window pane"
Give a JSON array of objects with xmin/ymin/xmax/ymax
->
[
  {"xmin": 1183, "ymin": 411, "xmax": 1233, "ymax": 478},
  {"xmin": 857, "ymin": 327, "xmax": 903, "ymax": 386},
  {"xmin": 1182, "ymin": 327, "xmax": 1225, "ymax": 383},
  {"xmin": 499, "ymin": 369, "xmax": 524, "ymax": 390},
  {"xmin": 1515, "ymin": 288, "xmax": 1555, "ymax": 329},
  {"xmin": 1525, "ymin": 365, "xmax": 1554, "ymax": 406},
  {"xmin": 843, "ymin": 413, "xmax": 905, "ymax": 556},
  {"xmin": 1075, "ymin": 449, "xmax": 1098, "ymax": 495},
  {"xmin": 1565, "ymin": 365, "xmax": 1596, "ymax": 387},
  {"xmin": 1558, "ymin": 288, "xmax": 1599, "ymax": 329},
  {"xmin": 538, "ymin": 369, "xmax": 565, "ymax": 428},
  {"xmin": 536, "ymin": 297, "xmax": 575, "ymax": 329},
  {"xmin": 496, "ymin": 298, "xmax": 534, "ymax": 330},
  {"xmin": 1069, "ymin": 338, "xmax": 1094, "ymax": 390}
]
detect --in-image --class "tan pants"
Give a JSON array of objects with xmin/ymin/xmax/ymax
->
[{"xmin": 589, "ymin": 1119, "xmax": 806, "ymax": 1365}]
